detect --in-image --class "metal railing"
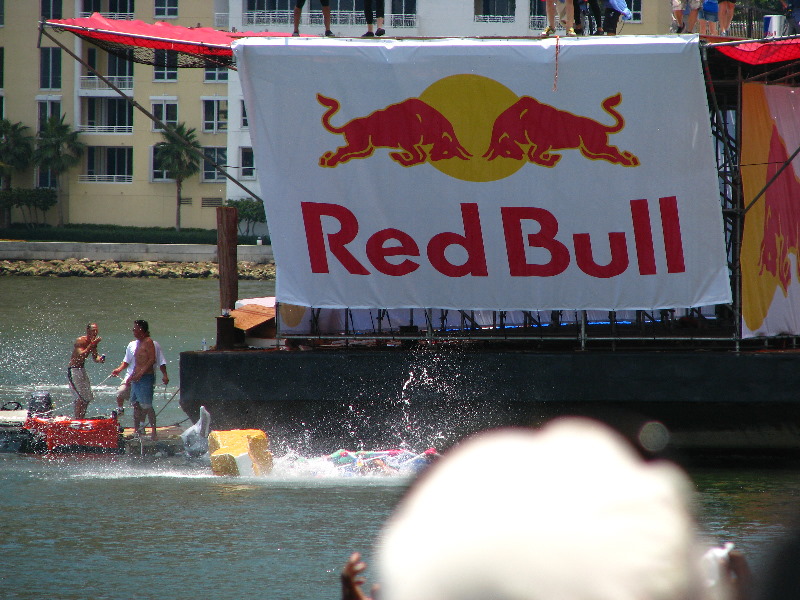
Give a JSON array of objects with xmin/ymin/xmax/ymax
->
[
  {"xmin": 80, "ymin": 75, "xmax": 133, "ymax": 91},
  {"xmin": 78, "ymin": 12, "xmax": 134, "ymax": 19},
  {"xmin": 475, "ymin": 14, "xmax": 516, "ymax": 23},
  {"xmin": 78, "ymin": 124, "xmax": 133, "ymax": 134},
  {"xmin": 215, "ymin": 12, "xmax": 229, "ymax": 28},
  {"xmin": 78, "ymin": 174, "xmax": 133, "ymax": 183},
  {"xmin": 243, "ymin": 10, "xmax": 416, "ymax": 27}
]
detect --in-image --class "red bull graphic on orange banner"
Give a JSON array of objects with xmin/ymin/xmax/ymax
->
[
  {"xmin": 318, "ymin": 74, "xmax": 638, "ymax": 182},
  {"xmin": 741, "ymin": 83, "xmax": 800, "ymax": 336},
  {"xmin": 234, "ymin": 37, "xmax": 731, "ymax": 311}
]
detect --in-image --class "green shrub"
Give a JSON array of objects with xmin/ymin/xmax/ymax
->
[{"xmin": 0, "ymin": 223, "xmax": 269, "ymax": 245}]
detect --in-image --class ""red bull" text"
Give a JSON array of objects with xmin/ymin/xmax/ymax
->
[{"xmin": 301, "ymin": 197, "xmax": 685, "ymax": 279}]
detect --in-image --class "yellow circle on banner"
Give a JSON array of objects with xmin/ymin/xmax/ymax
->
[
  {"xmin": 419, "ymin": 74, "xmax": 524, "ymax": 182},
  {"xmin": 279, "ymin": 303, "xmax": 306, "ymax": 328}
]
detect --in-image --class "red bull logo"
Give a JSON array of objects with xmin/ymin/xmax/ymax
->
[
  {"xmin": 318, "ymin": 95, "xmax": 472, "ymax": 167},
  {"xmin": 482, "ymin": 93, "xmax": 639, "ymax": 168},
  {"xmin": 318, "ymin": 74, "xmax": 639, "ymax": 182}
]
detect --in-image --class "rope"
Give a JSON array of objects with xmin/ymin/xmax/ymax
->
[
  {"xmin": 553, "ymin": 36, "xmax": 560, "ymax": 92},
  {"xmin": 97, "ymin": 372, "xmax": 115, "ymax": 386},
  {"xmin": 155, "ymin": 387, "xmax": 180, "ymax": 418}
]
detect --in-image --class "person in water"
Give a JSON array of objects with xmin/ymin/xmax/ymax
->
[{"xmin": 67, "ymin": 322, "xmax": 105, "ymax": 419}]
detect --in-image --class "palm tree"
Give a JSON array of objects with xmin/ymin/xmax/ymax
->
[
  {"xmin": 0, "ymin": 119, "xmax": 34, "ymax": 228},
  {"xmin": 34, "ymin": 114, "xmax": 85, "ymax": 227},
  {"xmin": 155, "ymin": 122, "xmax": 203, "ymax": 232}
]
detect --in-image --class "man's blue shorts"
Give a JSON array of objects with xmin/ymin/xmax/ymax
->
[{"xmin": 131, "ymin": 373, "xmax": 155, "ymax": 408}]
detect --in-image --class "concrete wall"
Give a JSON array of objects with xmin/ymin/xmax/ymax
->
[{"xmin": 0, "ymin": 241, "xmax": 274, "ymax": 264}]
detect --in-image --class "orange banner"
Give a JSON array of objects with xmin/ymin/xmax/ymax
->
[{"xmin": 741, "ymin": 83, "xmax": 800, "ymax": 336}]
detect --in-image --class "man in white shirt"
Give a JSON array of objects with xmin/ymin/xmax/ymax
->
[{"xmin": 110, "ymin": 331, "xmax": 169, "ymax": 428}]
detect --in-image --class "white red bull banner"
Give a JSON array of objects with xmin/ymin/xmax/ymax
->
[
  {"xmin": 234, "ymin": 36, "xmax": 731, "ymax": 311},
  {"xmin": 741, "ymin": 83, "xmax": 800, "ymax": 338}
]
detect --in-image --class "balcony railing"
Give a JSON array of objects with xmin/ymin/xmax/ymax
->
[
  {"xmin": 79, "ymin": 12, "xmax": 134, "ymax": 19},
  {"xmin": 78, "ymin": 174, "xmax": 133, "ymax": 183},
  {"xmin": 78, "ymin": 125, "xmax": 133, "ymax": 134},
  {"xmin": 475, "ymin": 14, "xmax": 516, "ymax": 23},
  {"xmin": 215, "ymin": 13, "xmax": 229, "ymax": 28},
  {"xmin": 243, "ymin": 10, "xmax": 416, "ymax": 27},
  {"xmin": 80, "ymin": 76, "xmax": 133, "ymax": 91}
]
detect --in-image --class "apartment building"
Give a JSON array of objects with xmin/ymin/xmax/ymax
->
[{"xmin": 0, "ymin": 0, "xmax": 671, "ymax": 231}]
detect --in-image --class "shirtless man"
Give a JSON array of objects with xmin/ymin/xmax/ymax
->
[
  {"xmin": 67, "ymin": 323, "xmax": 105, "ymax": 419},
  {"xmin": 129, "ymin": 320, "xmax": 157, "ymax": 439}
]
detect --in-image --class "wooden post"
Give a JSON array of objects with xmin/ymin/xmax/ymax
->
[{"xmin": 217, "ymin": 206, "xmax": 238, "ymax": 314}]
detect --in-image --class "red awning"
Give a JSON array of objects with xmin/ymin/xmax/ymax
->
[
  {"xmin": 45, "ymin": 13, "xmax": 311, "ymax": 68},
  {"xmin": 711, "ymin": 37, "xmax": 800, "ymax": 66}
]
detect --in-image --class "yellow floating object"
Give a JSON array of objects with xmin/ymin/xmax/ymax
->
[{"xmin": 208, "ymin": 429, "xmax": 274, "ymax": 476}]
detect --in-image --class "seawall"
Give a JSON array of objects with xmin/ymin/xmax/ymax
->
[{"xmin": 0, "ymin": 240, "xmax": 274, "ymax": 263}]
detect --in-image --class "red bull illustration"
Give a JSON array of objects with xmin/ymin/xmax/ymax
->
[
  {"xmin": 317, "ymin": 94, "xmax": 472, "ymax": 168},
  {"xmin": 318, "ymin": 77, "xmax": 639, "ymax": 179},
  {"xmin": 482, "ymin": 93, "xmax": 640, "ymax": 168},
  {"xmin": 758, "ymin": 125, "xmax": 800, "ymax": 293}
]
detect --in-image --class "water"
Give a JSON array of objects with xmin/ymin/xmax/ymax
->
[{"xmin": 2, "ymin": 278, "xmax": 800, "ymax": 599}]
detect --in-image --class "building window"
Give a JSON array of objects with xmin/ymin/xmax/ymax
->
[
  {"xmin": 241, "ymin": 100, "xmax": 248, "ymax": 128},
  {"xmin": 154, "ymin": 50, "xmax": 178, "ymax": 81},
  {"xmin": 240, "ymin": 147, "xmax": 255, "ymax": 179},
  {"xmin": 0, "ymin": 96, "xmax": 4, "ymax": 119},
  {"xmin": 151, "ymin": 100, "xmax": 178, "ymax": 131},
  {"xmin": 204, "ymin": 62, "xmax": 228, "ymax": 82},
  {"xmin": 108, "ymin": 0, "xmax": 134, "ymax": 17},
  {"xmin": 0, "ymin": 0, "xmax": 4, "ymax": 26},
  {"xmin": 629, "ymin": 0, "xmax": 642, "ymax": 22},
  {"xmin": 38, "ymin": 99, "xmax": 62, "ymax": 130},
  {"xmin": 152, "ymin": 146, "xmax": 170, "ymax": 181},
  {"xmin": 108, "ymin": 50, "xmax": 134, "ymax": 77},
  {"xmin": 203, "ymin": 147, "xmax": 227, "ymax": 182},
  {"xmin": 0, "ymin": 48, "xmax": 4, "ymax": 88},
  {"xmin": 83, "ymin": 0, "xmax": 102, "ymax": 13},
  {"xmin": 84, "ymin": 98, "xmax": 133, "ymax": 133},
  {"xmin": 83, "ymin": 146, "xmax": 133, "ymax": 183},
  {"xmin": 154, "ymin": 0, "xmax": 178, "ymax": 18},
  {"xmin": 202, "ymin": 99, "xmax": 228, "ymax": 133},
  {"xmin": 37, "ymin": 168, "xmax": 57, "ymax": 189},
  {"xmin": 201, "ymin": 197, "xmax": 224, "ymax": 208},
  {"xmin": 42, "ymin": 0, "xmax": 63, "ymax": 19},
  {"xmin": 40, "ymin": 48, "xmax": 62, "ymax": 89},
  {"xmin": 475, "ymin": 0, "xmax": 515, "ymax": 22}
]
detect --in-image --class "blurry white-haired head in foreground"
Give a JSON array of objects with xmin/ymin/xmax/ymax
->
[{"xmin": 377, "ymin": 418, "xmax": 714, "ymax": 600}]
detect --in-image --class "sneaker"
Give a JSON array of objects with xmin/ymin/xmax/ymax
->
[
  {"xmin": 591, "ymin": 28, "xmax": 605, "ymax": 35},
  {"xmin": 362, "ymin": 31, "xmax": 375, "ymax": 37},
  {"xmin": 325, "ymin": 30, "xmax": 335, "ymax": 37},
  {"xmin": 292, "ymin": 30, "xmax": 299, "ymax": 36},
  {"xmin": 675, "ymin": 23, "xmax": 685, "ymax": 34},
  {"xmin": 375, "ymin": 28, "xmax": 385, "ymax": 36},
  {"xmin": 542, "ymin": 26, "xmax": 556, "ymax": 37},
  {"xmin": 566, "ymin": 27, "xmax": 577, "ymax": 36}
]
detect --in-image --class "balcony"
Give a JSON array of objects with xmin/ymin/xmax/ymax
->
[
  {"xmin": 78, "ymin": 174, "xmax": 133, "ymax": 183},
  {"xmin": 80, "ymin": 76, "xmax": 133, "ymax": 91},
  {"xmin": 79, "ymin": 125, "xmax": 133, "ymax": 134}
]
